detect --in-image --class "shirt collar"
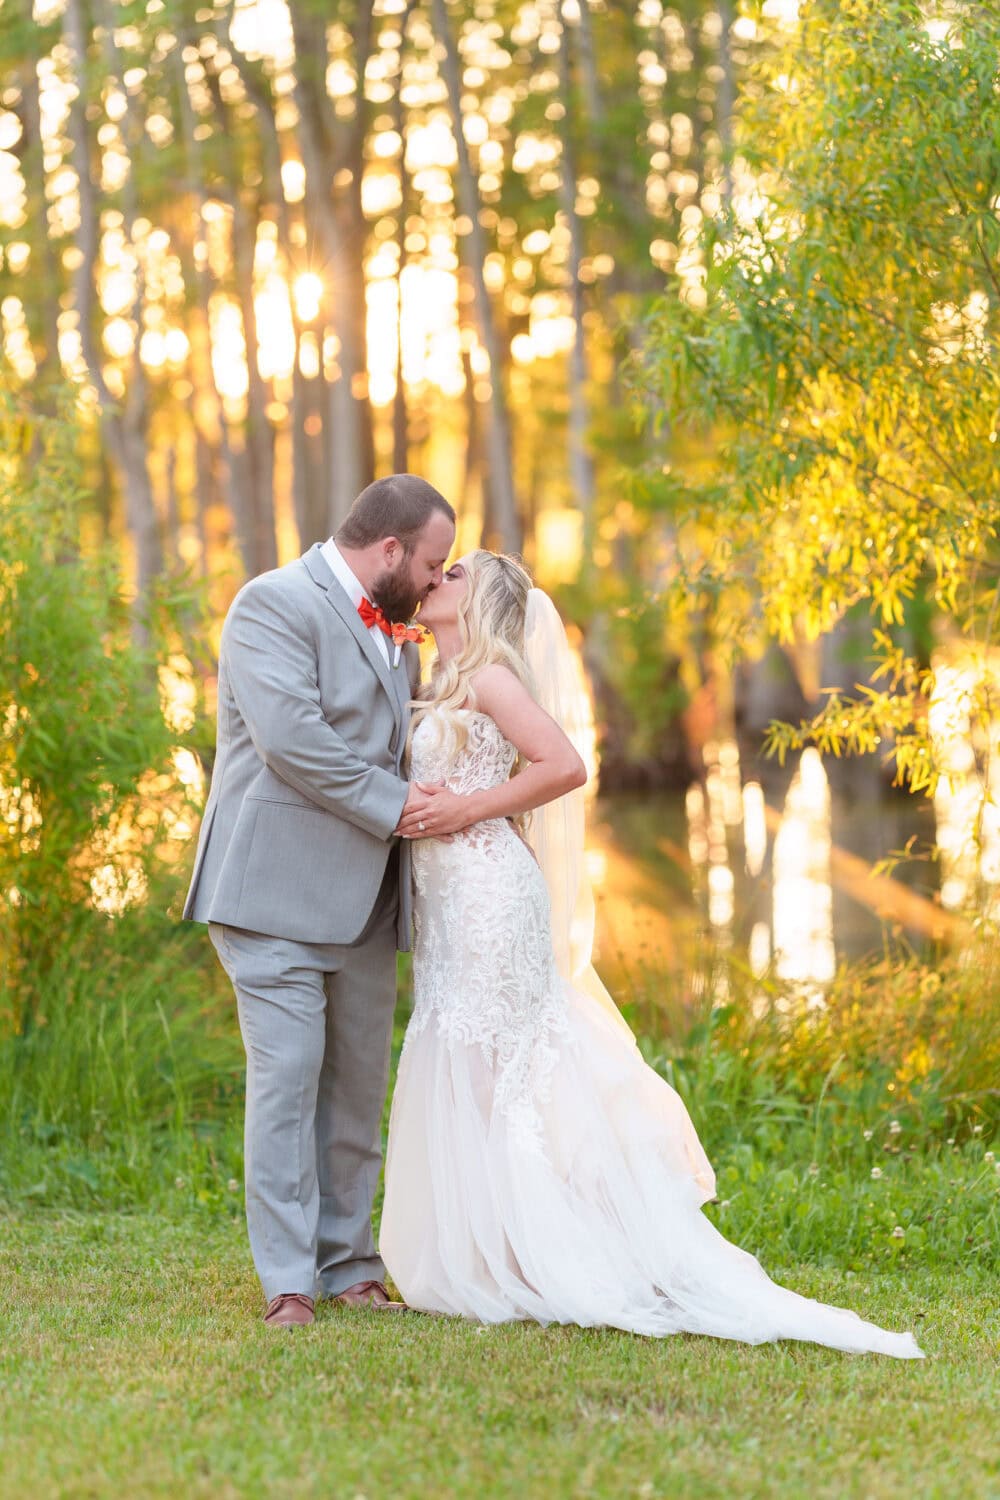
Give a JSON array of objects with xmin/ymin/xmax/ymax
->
[{"xmin": 320, "ymin": 538, "xmax": 369, "ymax": 609}]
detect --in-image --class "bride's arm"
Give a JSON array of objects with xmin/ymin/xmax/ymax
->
[{"xmin": 395, "ymin": 664, "xmax": 586, "ymax": 839}]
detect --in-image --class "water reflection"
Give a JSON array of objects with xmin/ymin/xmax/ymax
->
[
  {"xmin": 748, "ymin": 920, "xmax": 771, "ymax": 979},
  {"xmin": 678, "ymin": 739, "xmax": 834, "ymax": 1003},
  {"xmin": 771, "ymin": 748, "xmax": 835, "ymax": 1004},
  {"xmin": 60, "ymin": 630, "xmax": 1000, "ymax": 971},
  {"xmin": 687, "ymin": 738, "xmax": 835, "ymax": 1005},
  {"xmin": 742, "ymin": 780, "xmax": 767, "ymax": 879},
  {"xmin": 929, "ymin": 659, "xmax": 1000, "ymax": 918},
  {"xmin": 593, "ymin": 732, "xmax": 971, "ymax": 1002}
]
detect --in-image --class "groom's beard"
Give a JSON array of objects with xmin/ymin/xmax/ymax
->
[{"xmin": 370, "ymin": 563, "xmax": 423, "ymax": 623}]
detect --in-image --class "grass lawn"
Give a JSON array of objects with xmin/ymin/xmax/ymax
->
[{"xmin": 1, "ymin": 1212, "xmax": 997, "ymax": 1499}]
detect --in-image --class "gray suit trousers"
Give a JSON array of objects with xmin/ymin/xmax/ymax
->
[{"xmin": 209, "ymin": 851, "xmax": 400, "ymax": 1301}]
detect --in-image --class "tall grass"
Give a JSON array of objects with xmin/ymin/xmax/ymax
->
[
  {"xmin": 631, "ymin": 945, "xmax": 1000, "ymax": 1154},
  {"xmin": 0, "ymin": 382, "xmax": 235, "ymax": 1210},
  {"xmin": 4, "ymin": 912, "xmax": 996, "ymax": 1282},
  {"xmin": 3, "ymin": 381, "xmax": 994, "ymax": 1281},
  {"xmin": 0, "ymin": 898, "xmax": 244, "ymax": 1209},
  {"xmin": 625, "ymin": 945, "xmax": 1000, "ymax": 1270}
]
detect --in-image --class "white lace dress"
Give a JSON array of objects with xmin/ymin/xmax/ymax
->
[{"xmin": 380, "ymin": 709, "xmax": 923, "ymax": 1356}]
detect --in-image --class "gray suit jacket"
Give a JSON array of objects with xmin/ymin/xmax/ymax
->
[{"xmin": 183, "ymin": 543, "xmax": 416, "ymax": 948}]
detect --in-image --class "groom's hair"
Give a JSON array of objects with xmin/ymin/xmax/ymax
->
[{"xmin": 336, "ymin": 475, "xmax": 456, "ymax": 554}]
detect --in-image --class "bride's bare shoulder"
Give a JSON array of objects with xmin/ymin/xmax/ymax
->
[{"xmin": 467, "ymin": 663, "xmax": 530, "ymax": 712}]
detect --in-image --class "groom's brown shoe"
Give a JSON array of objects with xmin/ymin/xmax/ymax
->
[
  {"xmin": 334, "ymin": 1279, "xmax": 406, "ymax": 1311},
  {"xmin": 264, "ymin": 1293, "xmax": 315, "ymax": 1327}
]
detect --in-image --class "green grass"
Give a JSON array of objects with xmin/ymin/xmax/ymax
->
[
  {"xmin": 2, "ymin": 926, "xmax": 998, "ymax": 1494},
  {"xmin": 1, "ymin": 1211, "xmax": 997, "ymax": 1499},
  {"xmin": 0, "ymin": 909, "xmax": 244, "ymax": 1209}
]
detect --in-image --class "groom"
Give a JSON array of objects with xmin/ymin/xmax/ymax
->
[{"xmin": 184, "ymin": 475, "xmax": 456, "ymax": 1326}]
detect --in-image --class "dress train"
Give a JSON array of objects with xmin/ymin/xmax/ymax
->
[{"xmin": 381, "ymin": 709, "xmax": 923, "ymax": 1358}]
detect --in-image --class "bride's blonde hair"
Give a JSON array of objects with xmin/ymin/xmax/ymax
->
[{"xmin": 408, "ymin": 550, "xmax": 533, "ymax": 764}]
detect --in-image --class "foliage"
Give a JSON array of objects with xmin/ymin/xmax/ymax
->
[
  {"xmin": 0, "ymin": 0, "xmax": 752, "ymax": 605},
  {"xmin": 633, "ymin": 0, "xmax": 1000, "ymax": 791},
  {"xmin": 4, "ymin": 911, "xmax": 997, "ymax": 1279},
  {"xmin": 630, "ymin": 944, "xmax": 1000, "ymax": 1271},
  {"xmin": 0, "ymin": 900, "xmax": 242, "ymax": 1209},
  {"xmin": 639, "ymin": 945, "xmax": 1000, "ymax": 1154},
  {"xmin": 0, "ymin": 380, "xmax": 207, "ymax": 1032},
  {"xmin": 1, "ymin": 841, "xmax": 996, "ymax": 1488}
]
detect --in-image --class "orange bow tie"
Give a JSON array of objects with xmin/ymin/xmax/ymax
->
[
  {"xmin": 357, "ymin": 596, "xmax": 391, "ymax": 635},
  {"xmin": 358, "ymin": 597, "xmax": 425, "ymax": 649}
]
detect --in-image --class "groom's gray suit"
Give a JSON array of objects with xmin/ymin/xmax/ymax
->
[{"xmin": 184, "ymin": 542, "xmax": 416, "ymax": 1300}]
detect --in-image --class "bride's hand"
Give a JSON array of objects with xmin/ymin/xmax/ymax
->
[{"xmin": 395, "ymin": 782, "xmax": 471, "ymax": 840}]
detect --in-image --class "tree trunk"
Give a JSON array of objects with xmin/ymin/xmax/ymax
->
[
  {"xmin": 575, "ymin": 0, "xmax": 658, "ymax": 338},
  {"xmin": 165, "ymin": 441, "xmax": 180, "ymax": 555},
  {"xmin": 199, "ymin": 60, "xmax": 278, "ymax": 576},
  {"xmin": 191, "ymin": 422, "xmax": 216, "ymax": 577},
  {"xmin": 173, "ymin": 39, "xmax": 254, "ymax": 576},
  {"xmin": 460, "ymin": 336, "xmax": 488, "ymax": 540},
  {"xmin": 64, "ymin": 0, "xmax": 163, "ymax": 610},
  {"xmin": 555, "ymin": 9, "xmax": 596, "ymax": 543},
  {"xmin": 221, "ymin": 28, "xmax": 326, "ymax": 552},
  {"xmin": 336, "ymin": 183, "xmax": 376, "ymax": 489},
  {"xmin": 292, "ymin": 317, "xmax": 328, "ymax": 546},
  {"xmin": 230, "ymin": 185, "xmax": 278, "ymax": 575},
  {"xmin": 326, "ymin": 345, "xmax": 366, "ymax": 527},
  {"xmin": 393, "ymin": 279, "xmax": 409, "ymax": 475},
  {"xmin": 574, "ymin": 0, "xmax": 602, "ymax": 125},
  {"xmin": 431, "ymin": 0, "xmax": 520, "ymax": 549},
  {"xmin": 716, "ymin": 0, "xmax": 736, "ymax": 207},
  {"xmin": 286, "ymin": 1, "xmax": 374, "ymax": 521},
  {"xmin": 390, "ymin": 13, "xmax": 415, "ymax": 476},
  {"xmin": 13, "ymin": 62, "xmax": 61, "ymax": 379}
]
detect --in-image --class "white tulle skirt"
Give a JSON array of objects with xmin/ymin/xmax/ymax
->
[{"xmin": 381, "ymin": 978, "xmax": 924, "ymax": 1358}]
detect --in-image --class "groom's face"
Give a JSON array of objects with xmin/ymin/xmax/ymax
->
[{"xmin": 371, "ymin": 511, "xmax": 455, "ymax": 622}]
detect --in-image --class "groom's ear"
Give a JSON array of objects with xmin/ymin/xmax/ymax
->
[{"xmin": 381, "ymin": 535, "xmax": 404, "ymax": 567}]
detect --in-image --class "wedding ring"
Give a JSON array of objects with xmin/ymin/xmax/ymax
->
[{"xmin": 418, "ymin": 820, "xmax": 426, "ymax": 831}]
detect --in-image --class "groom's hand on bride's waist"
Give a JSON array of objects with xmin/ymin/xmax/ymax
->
[{"xmin": 394, "ymin": 781, "xmax": 472, "ymax": 841}]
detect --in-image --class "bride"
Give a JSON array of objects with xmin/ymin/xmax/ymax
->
[{"xmin": 381, "ymin": 551, "xmax": 923, "ymax": 1357}]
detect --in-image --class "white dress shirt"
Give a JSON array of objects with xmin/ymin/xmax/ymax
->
[{"xmin": 320, "ymin": 537, "xmax": 390, "ymax": 666}]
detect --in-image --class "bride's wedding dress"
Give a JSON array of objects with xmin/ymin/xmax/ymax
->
[{"xmin": 380, "ymin": 707, "xmax": 923, "ymax": 1357}]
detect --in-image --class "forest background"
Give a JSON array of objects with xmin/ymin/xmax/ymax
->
[{"xmin": 0, "ymin": 1, "xmax": 998, "ymax": 1495}]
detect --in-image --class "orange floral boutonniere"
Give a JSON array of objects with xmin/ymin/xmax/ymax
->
[{"xmin": 390, "ymin": 620, "xmax": 425, "ymax": 667}]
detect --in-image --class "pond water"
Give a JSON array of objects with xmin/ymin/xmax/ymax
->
[{"xmin": 589, "ymin": 742, "xmax": 985, "ymax": 1007}]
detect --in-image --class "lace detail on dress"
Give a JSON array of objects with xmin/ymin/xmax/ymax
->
[
  {"xmin": 383, "ymin": 715, "xmax": 925, "ymax": 1356},
  {"xmin": 409, "ymin": 710, "xmax": 517, "ymax": 857},
  {"xmin": 407, "ymin": 709, "xmax": 569, "ymax": 1152}
]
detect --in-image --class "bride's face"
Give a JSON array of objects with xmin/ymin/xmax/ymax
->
[{"xmin": 417, "ymin": 554, "xmax": 471, "ymax": 629}]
